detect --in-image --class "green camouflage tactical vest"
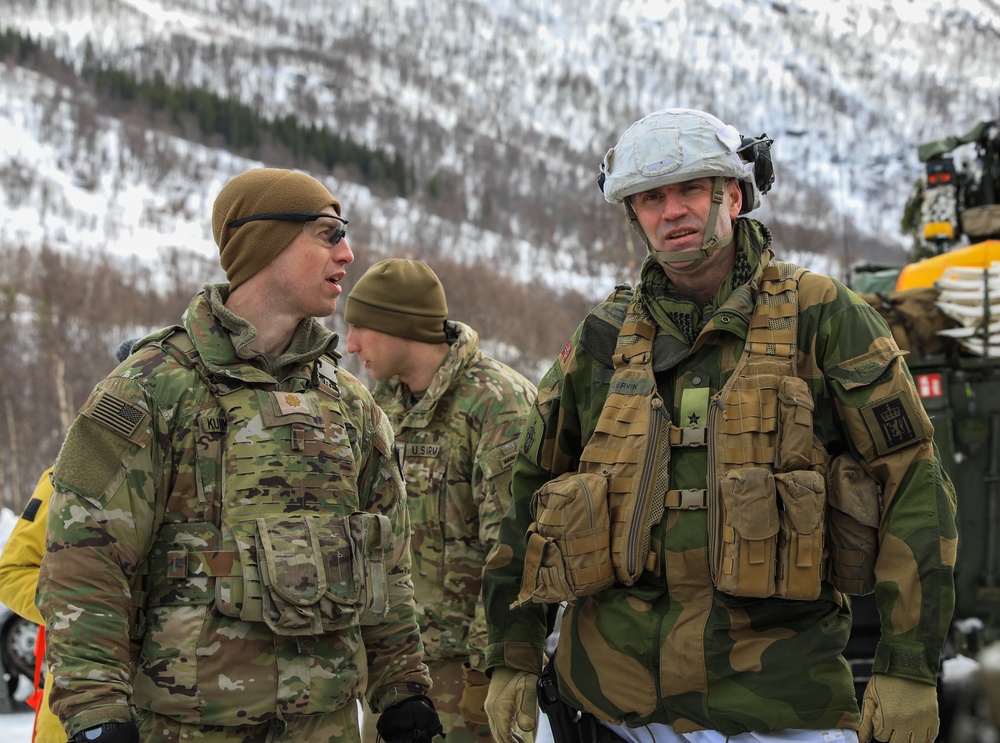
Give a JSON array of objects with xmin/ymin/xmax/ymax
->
[{"xmin": 515, "ymin": 262, "xmax": 868, "ymax": 607}]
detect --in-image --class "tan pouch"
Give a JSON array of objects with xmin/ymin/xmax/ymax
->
[
  {"xmin": 717, "ymin": 468, "xmax": 780, "ymax": 598},
  {"xmin": 776, "ymin": 376, "xmax": 815, "ymax": 472},
  {"xmin": 774, "ymin": 470, "xmax": 826, "ymax": 600},
  {"xmin": 826, "ymin": 453, "xmax": 881, "ymax": 595},
  {"xmin": 512, "ymin": 471, "xmax": 614, "ymax": 607}
]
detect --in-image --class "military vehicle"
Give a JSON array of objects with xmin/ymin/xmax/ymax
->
[{"xmin": 848, "ymin": 114, "xmax": 1000, "ymax": 741}]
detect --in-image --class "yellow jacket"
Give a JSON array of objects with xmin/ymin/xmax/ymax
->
[{"xmin": 0, "ymin": 469, "xmax": 65, "ymax": 743}]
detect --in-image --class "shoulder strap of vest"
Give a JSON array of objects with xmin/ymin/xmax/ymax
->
[
  {"xmin": 158, "ymin": 328, "xmax": 243, "ymax": 395},
  {"xmin": 747, "ymin": 260, "xmax": 808, "ymax": 374},
  {"xmin": 579, "ymin": 283, "xmax": 635, "ymax": 369},
  {"xmin": 612, "ymin": 296, "xmax": 656, "ymax": 369}
]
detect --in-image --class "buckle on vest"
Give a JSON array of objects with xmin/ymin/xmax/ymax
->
[
  {"xmin": 665, "ymin": 489, "xmax": 708, "ymax": 510},
  {"xmin": 669, "ymin": 425, "xmax": 708, "ymax": 447}
]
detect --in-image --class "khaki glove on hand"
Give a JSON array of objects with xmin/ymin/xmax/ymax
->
[
  {"xmin": 458, "ymin": 662, "xmax": 491, "ymax": 728},
  {"xmin": 485, "ymin": 667, "xmax": 538, "ymax": 743},
  {"xmin": 859, "ymin": 673, "xmax": 939, "ymax": 743}
]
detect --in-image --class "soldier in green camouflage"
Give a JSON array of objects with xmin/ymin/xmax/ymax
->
[
  {"xmin": 482, "ymin": 109, "xmax": 957, "ymax": 743},
  {"xmin": 344, "ymin": 259, "xmax": 537, "ymax": 742},
  {"xmin": 36, "ymin": 168, "xmax": 440, "ymax": 743}
]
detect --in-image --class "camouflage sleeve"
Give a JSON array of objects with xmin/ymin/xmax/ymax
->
[
  {"xmin": 36, "ymin": 375, "xmax": 167, "ymax": 737},
  {"xmin": 341, "ymin": 372, "xmax": 431, "ymax": 711},
  {"xmin": 807, "ymin": 275, "xmax": 958, "ymax": 684},
  {"xmin": 466, "ymin": 386, "xmax": 536, "ymax": 672},
  {"xmin": 484, "ymin": 330, "xmax": 591, "ymax": 674},
  {"xmin": 0, "ymin": 468, "xmax": 53, "ymax": 624}
]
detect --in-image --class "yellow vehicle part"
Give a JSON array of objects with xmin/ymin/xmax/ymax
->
[{"xmin": 896, "ymin": 240, "xmax": 1000, "ymax": 291}]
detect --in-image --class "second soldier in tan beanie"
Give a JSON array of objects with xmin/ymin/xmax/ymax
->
[{"xmin": 345, "ymin": 259, "xmax": 537, "ymax": 743}]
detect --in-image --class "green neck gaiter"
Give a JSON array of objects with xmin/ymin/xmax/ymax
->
[{"xmin": 638, "ymin": 218, "xmax": 772, "ymax": 345}]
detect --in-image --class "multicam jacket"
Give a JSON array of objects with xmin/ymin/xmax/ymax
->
[
  {"xmin": 483, "ymin": 219, "xmax": 957, "ymax": 735},
  {"xmin": 38, "ymin": 284, "xmax": 429, "ymax": 740},
  {"xmin": 374, "ymin": 322, "xmax": 535, "ymax": 671}
]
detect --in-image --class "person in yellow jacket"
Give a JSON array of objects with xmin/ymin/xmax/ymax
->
[
  {"xmin": 0, "ymin": 339, "xmax": 137, "ymax": 743},
  {"xmin": 0, "ymin": 467, "xmax": 63, "ymax": 743}
]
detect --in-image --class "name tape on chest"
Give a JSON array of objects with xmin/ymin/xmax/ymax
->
[{"xmin": 405, "ymin": 443, "xmax": 442, "ymax": 459}]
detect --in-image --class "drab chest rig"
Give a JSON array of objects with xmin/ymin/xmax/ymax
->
[
  {"xmin": 515, "ymin": 262, "xmax": 850, "ymax": 606},
  {"xmin": 136, "ymin": 330, "xmax": 392, "ymax": 636}
]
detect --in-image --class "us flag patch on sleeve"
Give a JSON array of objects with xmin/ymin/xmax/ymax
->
[
  {"xmin": 860, "ymin": 391, "xmax": 924, "ymax": 457},
  {"xmin": 86, "ymin": 390, "xmax": 149, "ymax": 441}
]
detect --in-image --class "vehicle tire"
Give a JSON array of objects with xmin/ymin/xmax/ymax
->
[{"xmin": 1, "ymin": 615, "xmax": 38, "ymax": 690}]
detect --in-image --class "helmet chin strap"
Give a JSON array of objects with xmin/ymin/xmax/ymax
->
[{"xmin": 626, "ymin": 177, "xmax": 733, "ymax": 272}]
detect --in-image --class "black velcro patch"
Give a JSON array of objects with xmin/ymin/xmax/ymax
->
[
  {"xmin": 86, "ymin": 390, "xmax": 148, "ymax": 440},
  {"xmin": 861, "ymin": 391, "xmax": 921, "ymax": 457},
  {"xmin": 21, "ymin": 497, "xmax": 42, "ymax": 523}
]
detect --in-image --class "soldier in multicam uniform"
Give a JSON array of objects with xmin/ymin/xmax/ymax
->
[
  {"xmin": 36, "ymin": 168, "xmax": 440, "ymax": 743},
  {"xmin": 343, "ymin": 258, "xmax": 536, "ymax": 742},
  {"xmin": 482, "ymin": 109, "xmax": 958, "ymax": 743}
]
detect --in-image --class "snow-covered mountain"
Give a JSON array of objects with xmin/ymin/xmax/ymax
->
[{"xmin": 2, "ymin": 0, "xmax": 999, "ymax": 307}]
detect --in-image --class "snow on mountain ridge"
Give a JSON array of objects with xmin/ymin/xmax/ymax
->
[{"xmin": 2, "ymin": 0, "xmax": 999, "ymax": 289}]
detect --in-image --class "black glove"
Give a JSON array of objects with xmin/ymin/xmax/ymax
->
[
  {"xmin": 72, "ymin": 721, "xmax": 140, "ymax": 743},
  {"xmin": 376, "ymin": 694, "xmax": 444, "ymax": 743}
]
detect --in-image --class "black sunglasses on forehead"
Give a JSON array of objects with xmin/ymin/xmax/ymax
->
[{"xmin": 227, "ymin": 211, "xmax": 348, "ymax": 244}]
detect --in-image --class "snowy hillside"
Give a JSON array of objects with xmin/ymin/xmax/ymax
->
[{"xmin": 3, "ymin": 0, "xmax": 998, "ymax": 288}]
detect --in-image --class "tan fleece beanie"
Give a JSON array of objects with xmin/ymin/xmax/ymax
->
[
  {"xmin": 212, "ymin": 168, "xmax": 342, "ymax": 290},
  {"xmin": 345, "ymin": 259, "xmax": 449, "ymax": 343}
]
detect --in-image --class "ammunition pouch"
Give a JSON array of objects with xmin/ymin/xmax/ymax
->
[
  {"xmin": 513, "ymin": 302, "xmax": 668, "ymax": 607},
  {"xmin": 513, "ymin": 472, "xmax": 615, "ymax": 606},
  {"xmin": 214, "ymin": 511, "xmax": 391, "ymax": 635},
  {"xmin": 826, "ymin": 453, "xmax": 881, "ymax": 595},
  {"xmin": 711, "ymin": 263, "xmax": 829, "ymax": 601}
]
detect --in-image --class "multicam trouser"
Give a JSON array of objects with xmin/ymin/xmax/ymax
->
[{"xmin": 138, "ymin": 704, "xmax": 360, "ymax": 743}]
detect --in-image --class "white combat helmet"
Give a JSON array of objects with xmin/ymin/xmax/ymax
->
[{"xmin": 598, "ymin": 108, "xmax": 773, "ymax": 268}]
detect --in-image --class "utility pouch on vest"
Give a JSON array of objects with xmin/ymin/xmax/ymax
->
[
  {"xmin": 257, "ymin": 516, "xmax": 327, "ymax": 636},
  {"xmin": 512, "ymin": 303, "xmax": 670, "ymax": 607},
  {"xmin": 774, "ymin": 470, "xmax": 826, "ymax": 600},
  {"xmin": 711, "ymin": 263, "xmax": 831, "ymax": 601},
  {"xmin": 216, "ymin": 513, "xmax": 372, "ymax": 634},
  {"xmin": 826, "ymin": 453, "xmax": 881, "ymax": 595},
  {"xmin": 581, "ymin": 307, "xmax": 669, "ymax": 586},
  {"xmin": 717, "ymin": 467, "xmax": 780, "ymax": 598},
  {"xmin": 348, "ymin": 511, "xmax": 392, "ymax": 624},
  {"xmin": 512, "ymin": 472, "xmax": 614, "ymax": 607},
  {"xmin": 774, "ymin": 376, "xmax": 826, "ymax": 600},
  {"xmin": 776, "ymin": 376, "xmax": 816, "ymax": 472}
]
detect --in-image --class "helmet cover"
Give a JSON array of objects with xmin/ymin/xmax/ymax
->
[{"xmin": 599, "ymin": 108, "xmax": 760, "ymax": 211}]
